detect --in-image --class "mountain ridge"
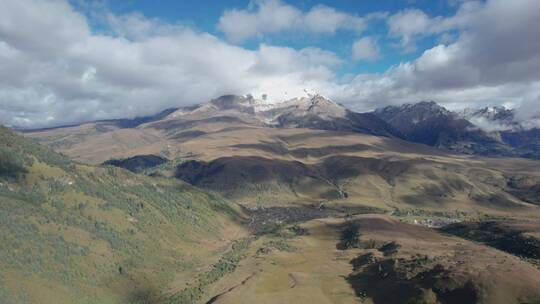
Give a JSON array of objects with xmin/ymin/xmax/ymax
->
[{"xmin": 22, "ymin": 94, "xmax": 540, "ymax": 161}]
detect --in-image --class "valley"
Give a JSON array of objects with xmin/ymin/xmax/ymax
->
[
  {"xmin": 4, "ymin": 95, "xmax": 540, "ymax": 303},
  {"xmin": 3, "ymin": 0, "xmax": 540, "ymax": 303}
]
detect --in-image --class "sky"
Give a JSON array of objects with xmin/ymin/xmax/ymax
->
[{"xmin": 1, "ymin": 0, "xmax": 540, "ymax": 128}]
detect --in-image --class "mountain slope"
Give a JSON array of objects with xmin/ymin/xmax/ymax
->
[{"xmin": 0, "ymin": 126, "xmax": 244, "ymax": 304}]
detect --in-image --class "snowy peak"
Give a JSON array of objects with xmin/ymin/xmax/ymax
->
[
  {"xmin": 261, "ymin": 94, "xmax": 347, "ymax": 120},
  {"xmin": 157, "ymin": 94, "xmax": 400, "ymax": 138},
  {"xmin": 460, "ymin": 106, "xmax": 515, "ymax": 123},
  {"xmin": 459, "ymin": 106, "xmax": 517, "ymax": 132},
  {"xmin": 167, "ymin": 94, "xmax": 348, "ymax": 123}
]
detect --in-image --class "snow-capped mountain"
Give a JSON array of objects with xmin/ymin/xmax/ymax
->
[
  {"xmin": 160, "ymin": 94, "xmax": 402, "ymax": 137},
  {"xmin": 459, "ymin": 106, "xmax": 518, "ymax": 131},
  {"xmin": 166, "ymin": 94, "xmax": 347, "ymax": 123},
  {"xmin": 461, "ymin": 106, "xmax": 515, "ymax": 122},
  {"xmin": 372, "ymin": 101, "xmax": 492, "ymax": 148},
  {"xmin": 373, "ymin": 102, "xmax": 540, "ymax": 159}
]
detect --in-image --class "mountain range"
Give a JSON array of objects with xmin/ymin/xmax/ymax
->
[
  {"xmin": 5, "ymin": 95, "xmax": 540, "ymax": 303},
  {"xmin": 25, "ymin": 94, "xmax": 540, "ymax": 160}
]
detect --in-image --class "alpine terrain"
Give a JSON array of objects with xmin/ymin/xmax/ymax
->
[
  {"xmin": 2, "ymin": 0, "xmax": 540, "ymax": 303},
  {"xmin": 11, "ymin": 94, "xmax": 540, "ymax": 303}
]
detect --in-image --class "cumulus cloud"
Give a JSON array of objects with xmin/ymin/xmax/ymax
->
[
  {"xmin": 386, "ymin": 2, "xmax": 476, "ymax": 52},
  {"xmin": 0, "ymin": 0, "xmax": 344, "ymax": 128},
  {"xmin": 217, "ymin": 0, "xmax": 368, "ymax": 42},
  {"xmin": 333, "ymin": 0, "xmax": 540, "ymax": 113},
  {"xmin": 465, "ymin": 116, "xmax": 515, "ymax": 132},
  {"xmin": 352, "ymin": 37, "xmax": 380, "ymax": 61},
  {"xmin": 105, "ymin": 12, "xmax": 182, "ymax": 40},
  {"xmin": 515, "ymin": 95, "xmax": 540, "ymax": 129},
  {"xmin": 387, "ymin": 9, "xmax": 432, "ymax": 52}
]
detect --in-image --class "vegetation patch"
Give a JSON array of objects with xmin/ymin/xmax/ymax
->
[
  {"xmin": 257, "ymin": 240, "xmax": 295, "ymax": 255},
  {"xmin": 337, "ymin": 223, "xmax": 361, "ymax": 250},
  {"xmin": 164, "ymin": 237, "xmax": 253, "ymax": 304},
  {"xmin": 287, "ymin": 224, "xmax": 309, "ymax": 236},
  {"xmin": 441, "ymin": 221, "xmax": 540, "ymax": 265},
  {"xmin": 103, "ymin": 155, "xmax": 168, "ymax": 173},
  {"xmin": 337, "ymin": 222, "xmax": 398, "ymax": 252},
  {"xmin": 347, "ymin": 256, "xmax": 479, "ymax": 304}
]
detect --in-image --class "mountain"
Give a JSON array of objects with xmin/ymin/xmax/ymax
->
[
  {"xmin": 374, "ymin": 101, "xmax": 540, "ymax": 159},
  {"xmin": 23, "ymin": 94, "xmax": 403, "ymax": 165},
  {"xmin": 154, "ymin": 94, "xmax": 402, "ymax": 137},
  {"xmin": 0, "ymin": 126, "xmax": 244, "ymax": 303},
  {"xmin": 374, "ymin": 101, "xmax": 499, "ymax": 148}
]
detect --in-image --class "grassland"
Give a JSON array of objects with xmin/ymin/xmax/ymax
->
[{"xmin": 195, "ymin": 215, "xmax": 540, "ymax": 304}]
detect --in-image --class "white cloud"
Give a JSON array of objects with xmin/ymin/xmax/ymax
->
[
  {"xmin": 386, "ymin": 2, "xmax": 477, "ymax": 52},
  {"xmin": 352, "ymin": 37, "xmax": 380, "ymax": 61},
  {"xmin": 0, "ymin": 0, "xmax": 342, "ymax": 128},
  {"xmin": 387, "ymin": 9, "xmax": 432, "ymax": 52},
  {"xmin": 303, "ymin": 5, "xmax": 366, "ymax": 33},
  {"xmin": 515, "ymin": 95, "xmax": 540, "ymax": 129},
  {"xmin": 1, "ymin": 0, "xmax": 540, "ymax": 129},
  {"xmin": 218, "ymin": 0, "xmax": 367, "ymax": 42},
  {"xmin": 106, "ymin": 12, "xmax": 183, "ymax": 40}
]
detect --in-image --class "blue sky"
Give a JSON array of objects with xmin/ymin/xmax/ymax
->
[
  {"xmin": 76, "ymin": 0, "xmax": 462, "ymax": 74},
  {"xmin": 1, "ymin": 0, "xmax": 540, "ymax": 128}
]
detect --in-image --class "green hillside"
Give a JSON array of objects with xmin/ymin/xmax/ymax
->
[{"xmin": 0, "ymin": 126, "xmax": 242, "ymax": 304}]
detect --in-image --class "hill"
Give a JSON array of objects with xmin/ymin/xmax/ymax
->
[
  {"xmin": 169, "ymin": 128, "xmax": 540, "ymax": 217},
  {"xmin": 0, "ymin": 126, "xmax": 244, "ymax": 304}
]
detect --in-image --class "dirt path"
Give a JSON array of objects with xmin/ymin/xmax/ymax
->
[{"xmin": 205, "ymin": 272, "xmax": 258, "ymax": 304}]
